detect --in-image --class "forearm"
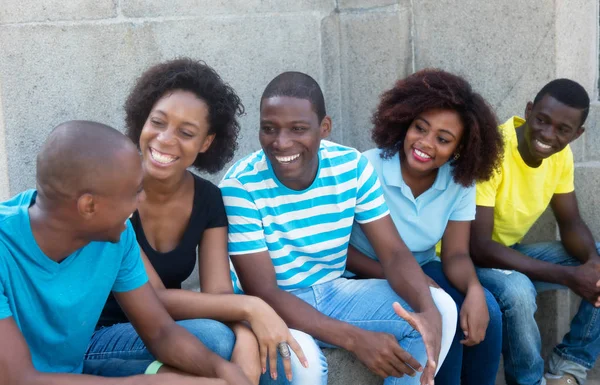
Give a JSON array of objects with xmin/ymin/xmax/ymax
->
[
  {"xmin": 441, "ymin": 253, "xmax": 481, "ymax": 295},
  {"xmin": 346, "ymin": 246, "xmax": 385, "ymax": 279},
  {"xmin": 253, "ymin": 287, "xmax": 362, "ymax": 351},
  {"xmin": 382, "ymin": 253, "xmax": 436, "ymax": 313},
  {"xmin": 472, "ymin": 239, "xmax": 572, "ymax": 285},
  {"xmin": 18, "ymin": 371, "xmax": 188, "ymax": 385},
  {"xmin": 145, "ymin": 323, "xmax": 227, "ymax": 378},
  {"xmin": 559, "ymin": 220, "xmax": 600, "ymax": 263},
  {"xmin": 154, "ymin": 290, "xmax": 256, "ymax": 323}
]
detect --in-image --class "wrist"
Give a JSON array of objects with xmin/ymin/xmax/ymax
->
[
  {"xmin": 243, "ymin": 295, "xmax": 263, "ymax": 323},
  {"xmin": 341, "ymin": 326, "xmax": 364, "ymax": 352}
]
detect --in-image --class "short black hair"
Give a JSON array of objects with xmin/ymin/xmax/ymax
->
[
  {"xmin": 260, "ymin": 71, "xmax": 326, "ymax": 122},
  {"xmin": 533, "ymin": 78, "xmax": 590, "ymax": 126},
  {"xmin": 125, "ymin": 58, "xmax": 244, "ymax": 174}
]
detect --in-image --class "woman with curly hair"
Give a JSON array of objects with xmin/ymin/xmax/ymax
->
[
  {"xmin": 347, "ymin": 69, "xmax": 504, "ymax": 384},
  {"xmin": 85, "ymin": 58, "xmax": 306, "ymax": 384}
]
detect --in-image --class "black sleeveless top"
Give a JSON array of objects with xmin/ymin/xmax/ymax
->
[{"xmin": 96, "ymin": 173, "xmax": 228, "ymax": 328}]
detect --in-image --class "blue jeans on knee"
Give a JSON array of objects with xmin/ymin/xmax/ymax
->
[
  {"xmin": 84, "ymin": 319, "xmax": 235, "ymax": 376},
  {"xmin": 422, "ymin": 260, "xmax": 502, "ymax": 385},
  {"xmin": 477, "ymin": 241, "xmax": 600, "ymax": 385},
  {"xmin": 278, "ymin": 277, "xmax": 456, "ymax": 385}
]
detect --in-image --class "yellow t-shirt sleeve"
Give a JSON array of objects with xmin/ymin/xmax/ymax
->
[
  {"xmin": 476, "ymin": 169, "xmax": 501, "ymax": 207},
  {"xmin": 555, "ymin": 147, "xmax": 575, "ymax": 194}
]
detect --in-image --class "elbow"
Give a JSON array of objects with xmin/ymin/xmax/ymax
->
[
  {"xmin": 469, "ymin": 238, "xmax": 488, "ymax": 265},
  {"xmin": 245, "ymin": 285, "xmax": 281, "ymax": 305}
]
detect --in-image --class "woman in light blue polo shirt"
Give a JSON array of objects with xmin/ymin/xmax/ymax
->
[{"xmin": 347, "ymin": 69, "xmax": 504, "ymax": 385}]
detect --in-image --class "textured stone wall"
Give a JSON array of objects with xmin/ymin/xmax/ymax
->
[{"xmin": 1, "ymin": 0, "xmax": 599, "ymax": 383}]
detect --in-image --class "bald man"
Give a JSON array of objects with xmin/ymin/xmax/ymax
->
[{"xmin": 0, "ymin": 121, "xmax": 251, "ymax": 385}]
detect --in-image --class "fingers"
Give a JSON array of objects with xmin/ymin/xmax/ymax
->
[
  {"xmin": 268, "ymin": 344, "xmax": 278, "ymax": 380},
  {"xmin": 259, "ymin": 342, "xmax": 268, "ymax": 375},
  {"xmin": 459, "ymin": 310, "xmax": 474, "ymax": 345},
  {"xmin": 420, "ymin": 363, "xmax": 435, "ymax": 385},
  {"xmin": 393, "ymin": 302, "xmax": 417, "ymax": 330},
  {"xmin": 287, "ymin": 335, "xmax": 309, "ymax": 368},
  {"xmin": 282, "ymin": 349, "xmax": 293, "ymax": 382},
  {"xmin": 391, "ymin": 344, "xmax": 421, "ymax": 375}
]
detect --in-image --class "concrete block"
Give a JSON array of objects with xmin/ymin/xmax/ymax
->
[
  {"xmin": 555, "ymin": 0, "xmax": 598, "ymax": 96},
  {"xmin": 0, "ymin": 0, "xmax": 116, "ymax": 24},
  {"xmin": 0, "ymin": 84, "xmax": 9, "ymax": 201},
  {"xmin": 339, "ymin": 8, "xmax": 412, "ymax": 152},
  {"xmin": 583, "ymin": 102, "xmax": 600, "ymax": 162},
  {"xmin": 0, "ymin": 14, "xmax": 324, "ymax": 194},
  {"xmin": 320, "ymin": 13, "xmax": 344, "ymax": 144},
  {"xmin": 413, "ymin": 0, "xmax": 556, "ymax": 122},
  {"xmin": 325, "ymin": 348, "xmax": 380, "ymax": 385},
  {"xmin": 338, "ymin": 0, "xmax": 399, "ymax": 9},
  {"xmin": 522, "ymin": 208, "xmax": 557, "ymax": 244},
  {"xmin": 574, "ymin": 165, "xmax": 600, "ymax": 240},
  {"xmin": 121, "ymin": 0, "xmax": 334, "ymax": 18}
]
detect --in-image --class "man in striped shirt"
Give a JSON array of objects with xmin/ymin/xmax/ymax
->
[{"xmin": 220, "ymin": 72, "xmax": 457, "ymax": 385}]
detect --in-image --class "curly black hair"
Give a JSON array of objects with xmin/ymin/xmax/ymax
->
[
  {"xmin": 371, "ymin": 69, "xmax": 503, "ymax": 187},
  {"xmin": 124, "ymin": 58, "xmax": 244, "ymax": 174}
]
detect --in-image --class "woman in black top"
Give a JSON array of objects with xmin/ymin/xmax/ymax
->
[{"xmin": 85, "ymin": 58, "xmax": 306, "ymax": 384}]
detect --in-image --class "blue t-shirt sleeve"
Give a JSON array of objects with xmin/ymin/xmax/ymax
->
[
  {"xmin": 112, "ymin": 222, "xmax": 148, "ymax": 293},
  {"xmin": 448, "ymin": 184, "xmax": 476, "ymax": 221},
  {"xmin": 219, "ymin": 177, "xmax": 268, "ymax": 256},
  {"xmin": 0, "ymin": 245, "xmax": 12, "ymax": 320},
  {"xmin": 354, "ymin": 153, "xmax": 390, "ymax": 224}
]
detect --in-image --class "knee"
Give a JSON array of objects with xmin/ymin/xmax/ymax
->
[
  {"xmin": 288, "ymin": 329, "xmax": 328, "ymax": 384},
  {"xmin": 178, "ymin": 319, "xmax": 235, "ymax": 360},
  {"xmin": 498, "ymin": 273, "xmax": 537, "ymax": 313}
]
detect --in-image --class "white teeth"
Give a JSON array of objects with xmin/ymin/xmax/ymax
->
[
  {"xmin": 535, "ymin": 140, "xmax": 552, "ymax": 150},
  {"xmin": 150, "ymin": 148, "xmax": 177, "ymax": 164},
  {"xmin": 275, "ymin": 154, "xmax": 300, "ymax": 163},
  {"xmin": 414, "ymin": 148, "xmax": 432, "ymax": 159}
]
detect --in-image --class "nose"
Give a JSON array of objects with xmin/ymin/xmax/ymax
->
[
  {"xmin": 417, "ymin": 131, "xmax": 435, "ymax": 149},
  {"xmin": 272, "ymin": 131, "xmax": 293, "ymax": 151},
  {"xmin": 157, "ymin": 127, "xmax": 176, "ymax": 144}
]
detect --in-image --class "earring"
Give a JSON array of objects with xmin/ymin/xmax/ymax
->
[{"xmin": 453, "ymin": 153, "xmax": 460, "ymax": 160}]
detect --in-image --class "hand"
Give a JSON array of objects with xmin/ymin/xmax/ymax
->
[
  {"xmin": 246, "ymin": 297, "xmax": 309, "ymax": 381},
  {"xmin": 459, "ymin": 284, "xmax": 489, "ymax": 346},
  {"xmin": 349, "ymin": 328, "xmax": 423, "ymax": 379},
  {"xmin": 214, "ymin": 361, "xmax": 254, "ymax": 385},
  {"xmin": 567, "ymin": 260, "xmax": 600, "ymax": 306},
  {"xmin": 231, "ymin": 324, "xmax": 261, "ymax": 384},
  {"xmin": 393, "ymin": 302, "xmax": 442, "ymax": 385}
]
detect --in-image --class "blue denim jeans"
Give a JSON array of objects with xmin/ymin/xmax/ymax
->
[
  {"xmin": 422, "ymin": 260, "xmax": 502, "ymax": 385},
  {"xmin": 476, "ymin": 241, "xmax": 600, "ymax": 385},
  {"xmin": 84, "ymin": 319, "xmax": 235, "ymax": 376},
  {"xmin": 262, "ymin": 277, "xmax": 457, "ymax": 385}
]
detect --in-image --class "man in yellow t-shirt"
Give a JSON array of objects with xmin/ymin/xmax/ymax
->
[{"xmin": 470, "ymin": 79, "xmax": 600, "ymax": 385}]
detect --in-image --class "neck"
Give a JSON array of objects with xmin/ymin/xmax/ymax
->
[
  {"xmin": 516, "ymin": 125, "xmax": 542, "ymax": 168},
  {"xmin": 142, "ymin": 169, "xmax": 190, "ymax": 203},
  {"xmin": 400, "ymin": 155, "xmax": 437, "ymax": 192},
  {"xmin": 28, "ymin": 200, "xmax": 88, "ymax": 262}
]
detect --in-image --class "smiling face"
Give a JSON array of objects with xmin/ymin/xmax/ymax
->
[
  {"xmin": 521, "ymin": 94, "xmax": 585, "ymax": 165},
  {"xmin": 402, "ymin": 108, "xmax": 464, "ymax": 176},
  {"xmin": 259, "ymin": 96, "xmax": 331, "ymax": 190},
  {"xmin": 139, "ymin": 90, "xmax": 215, "ymax": 180}
]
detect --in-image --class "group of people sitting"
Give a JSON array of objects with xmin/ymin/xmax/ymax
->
[{"xmin": 0, "ymin": 57, "xmax": 598, "ymax": 385}]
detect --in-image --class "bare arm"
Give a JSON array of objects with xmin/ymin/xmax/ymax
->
[
  {"xmin": 346, "ymin": 245, "xmax": 385, "ymax": 279},
  {"xmin": 440, "ymin": 221, "xmax": 480, "ymax": 294},
  {"xmin": 470, "ymin": 205, "xmax": 571, "ymax": 284},
  {"xmin": 0, "ymin": 317, "xmax": 210, "ymax": 385},
  {"xmin": 115, "ymin": 283, "xmax": 251, "ymax": 385},
  {"xmin": 551, "ymin": 192, "xmax": 600, "ymax": 263}
]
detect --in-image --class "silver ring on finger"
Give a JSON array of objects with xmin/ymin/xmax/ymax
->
[{"xmin": 277, "ymin": 341, "xmax": 291, "ymax": 359}]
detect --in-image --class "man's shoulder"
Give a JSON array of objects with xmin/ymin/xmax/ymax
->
[{"xmin": 221, "ymin": 149, "xmax": 268, "ymax": 185}]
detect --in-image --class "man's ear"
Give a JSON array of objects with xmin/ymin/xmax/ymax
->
[
  {"xmin": 199, "ymin": 133, "xmax": 216, "ymax": 154},
  {"xmin": 572, "ymin": 126, "xmax": 585, "ymax": 142},
  {"xmin": 77, "ymin": 193, "xmax": 96, "ymax": 218},
  {"xmin": 320, "ymin": 116, "xmax": 332, "ymax": 139},
  {"xmin": 524, "ymin": 101, "xmax": 534, "ymax": 120}
]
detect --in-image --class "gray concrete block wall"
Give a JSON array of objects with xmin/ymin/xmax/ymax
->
[{"xmin": 2, "ymin": 0, "xmax": 600, "ymax": 384}]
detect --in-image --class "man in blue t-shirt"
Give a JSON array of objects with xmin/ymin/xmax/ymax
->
[
  {"xmin": 220, "ymin": 72, "xmax": 457, "ymax": 385},
  {"xmin": 0, "ymin": 121, "xmax": 251, "ymax": 385}
]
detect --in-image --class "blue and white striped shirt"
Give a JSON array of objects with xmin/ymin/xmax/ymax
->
[{"xmin": 219, "ymin": 140, "xmax": 390, "ymax": 292}]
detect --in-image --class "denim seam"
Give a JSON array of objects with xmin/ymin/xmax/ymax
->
[
  {"xmin": 552, "ymin": 348, "xmax": 594, "ymax": 370},
  {"xmin": 85, "ymin": 346, "xmax": 148, "ymax": 360}
]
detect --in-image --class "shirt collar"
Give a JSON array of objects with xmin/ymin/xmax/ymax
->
[{"xmin": 381, "ymin": 151, "xmax": 451, "ymax": 191}]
